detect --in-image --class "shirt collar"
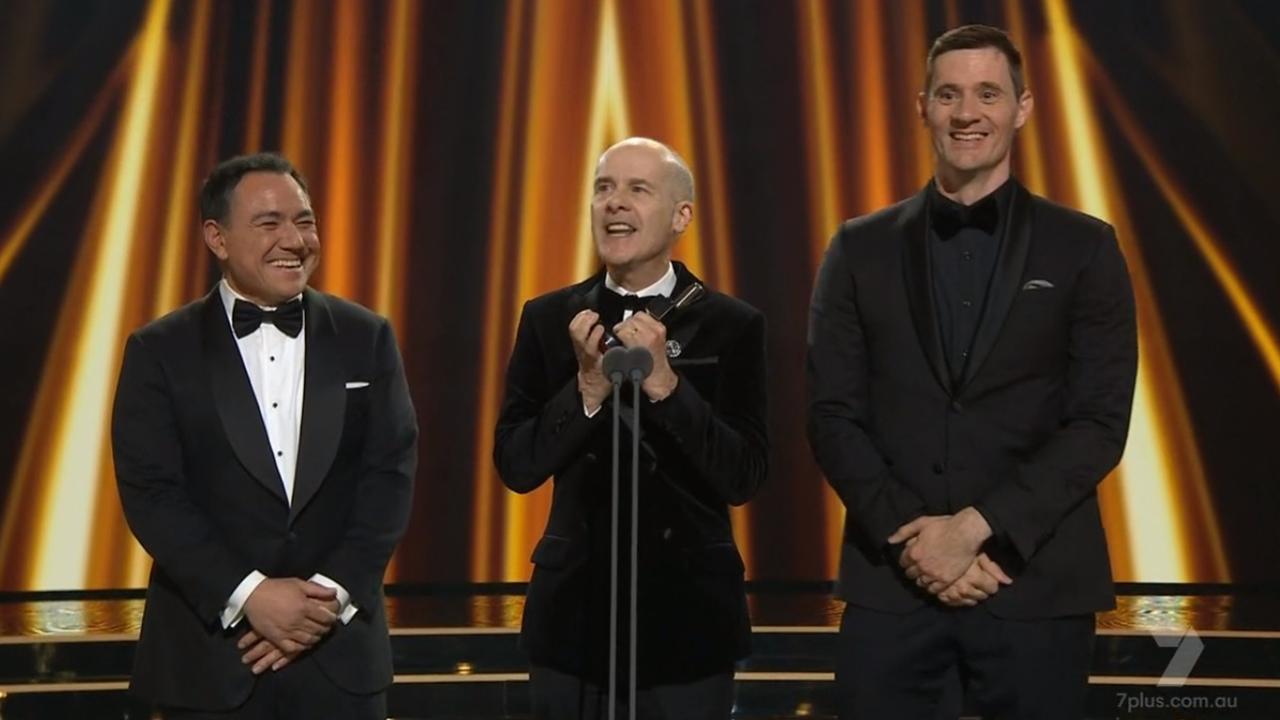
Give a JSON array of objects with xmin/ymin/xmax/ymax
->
[
  {"xmin": 928, "ymin": 176, "xmax": 1015, "ymax": 216},
  {"xmin": 604, "ymin": 262, "xmax": 677, "ymax": 298},
  {"xmin": 219, "ymin": 279, "xmax": 304, "ymax": 325}
]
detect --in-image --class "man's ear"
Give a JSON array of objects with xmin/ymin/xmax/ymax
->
[
  {"xmin": 203, "ymin": 219, "xmax": 229, "ymax": 260},
  {"xmin": 671, "ymin": 201, "xmax": 693, "ymax": 234},
  {"xmin": 1014, "ymin": 89, "xmax": 1034, "ymax": 130}
]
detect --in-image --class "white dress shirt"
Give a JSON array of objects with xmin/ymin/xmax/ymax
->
[{"xmin": 216, "ymin": 280, "xmax": 357, "ymax": 628}]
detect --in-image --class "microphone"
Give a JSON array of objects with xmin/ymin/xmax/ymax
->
[
  {"xmin": 625, "ymin": 346, "xmax": 653, "ymax": 383},
  {"xmin": 602, "ymin": 345, "xmax": 653, "ymax": 385},
  {"xmin": 601, "ymin": 346, "xmax": 630, "ymax": 385}
]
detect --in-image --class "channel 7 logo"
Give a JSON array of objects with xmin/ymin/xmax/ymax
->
[{"xmin": 1152, "ymin": 629, "xmax": 1203, "ymax": 687}]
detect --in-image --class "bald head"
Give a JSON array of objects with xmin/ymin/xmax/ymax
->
[{"xmin": 598, "ymin": 137, "xmax": 695, "ymax": 204}]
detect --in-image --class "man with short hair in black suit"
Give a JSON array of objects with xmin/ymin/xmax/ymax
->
[
  {"xmin": 494, "ymin": 137, "xmax": 768, "ymax": 719},
  {"xmin": 112, "ymin": 152, "xmax": 416, "ymax": 718},
  {"xmin": 807, "ymin": 25, "xmax": 1138, "ymax": 719}
]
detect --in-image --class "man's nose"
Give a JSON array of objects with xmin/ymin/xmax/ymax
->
[
  {"xmin": 278, "ymin": 224, "xmax": 305, "ymax": 248},
  {"xmin": 604, "ymin": 188, "xmax": 629, "ymax": 212},
  {"xmin": 952, "ymin": 93, "xmax": 980, "ymax": 123}
]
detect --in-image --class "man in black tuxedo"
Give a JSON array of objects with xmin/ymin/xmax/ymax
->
[
  {"xmin": 807, "ymin": 25, "xmax": 1137, "ymax": 719},
  {"xmin": 112, "ymin": 153, "xmax": 416, "ymax": 718},
  {"xmin": 494, "ymin": 137, "xmax": 768, "ymax": 719}
]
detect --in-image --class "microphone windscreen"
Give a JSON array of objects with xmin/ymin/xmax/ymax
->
[
  {"xmin": 601, "ymin": 346, "xmax": 630, "ymax": 382},
  {"xmin": 626, "ymin": 346, "xmax": 654, "ymax": 381}
]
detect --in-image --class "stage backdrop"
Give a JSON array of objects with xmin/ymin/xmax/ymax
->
[{"xmin": 0, "ymin": 0, "xmax": 1277, "ymax": 591}]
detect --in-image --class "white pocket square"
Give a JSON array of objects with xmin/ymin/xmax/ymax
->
[
  {"xmin": 345, "ymin": 381, "xmax": 370, "ymax": 389},
  {"xmin": 1022, "ymin": 279, "xmax": 1055, "ymax": 290}
]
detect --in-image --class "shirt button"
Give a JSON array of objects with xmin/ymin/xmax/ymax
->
[
  {"xmin": 276, "ymin": 450, "xmax": 283, "ymax": 457},
  {"xmin": 269, "ymin": 356, "xmax": 276, "ymax": 362},
  {"xmin": 272, "ymin": 402, "xmax": 278, "ymax": 409}
]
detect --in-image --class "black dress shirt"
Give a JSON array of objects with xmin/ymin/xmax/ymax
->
[{"xmin": 928, "ymin": 178, "xmax": 1014, "ymax": 386}]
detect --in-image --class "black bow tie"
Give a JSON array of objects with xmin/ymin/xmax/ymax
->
[
  {"xmin": 600, "ymin": 289, "xmax": 655, "ymax": 317},
  {"xmin": 931, "ymin": 192, "xmax": 1000, "ymax": 239},
  {"xmin": 618, "ymin": 294, "xmax": 650, "ymax": 313},
  {"xmin": 232, "ymin": 298, "xmax": 304, "ymax": 338}
]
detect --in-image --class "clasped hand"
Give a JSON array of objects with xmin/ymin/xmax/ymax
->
[
  {"xmin": 889, "ymin": 508, "xmax": 1012, "ymax": 607},
  {"xmin": 570, "ymin": 310, "xmax": 677, "ymax": 412},
  {"xmin": 238, "ymin": 578, "xmax": 340, "ymax": 674}
]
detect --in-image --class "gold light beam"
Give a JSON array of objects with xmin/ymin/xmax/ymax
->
[
  {"xmin": 99, "ymin": 0, "xmax": 214, "ymax": 590},
  {"xmin": 569, "ymin": 0, "xmax": 631, "ymax": 283},
  {"xmin": 321, "ymin": 0, "xmax": 363, "ymax": 301},
  {"xmin": 688, "ymin": 1, "xmax": 735, "ymax": 294},
  {"xmin": 796, "ymin": 0, "xmax": 850, "ymax": 579},
  {"xmin": 797, "ymin": 0, "xmax": 843, "ymax": 271},
  {"xmin": 0, "ymin": 53, "xmax": 130, "ymax": 284},
  {"xmin": 470, "ymin": 0, "xmax": 530, "ymax": 582},
  {"xmin": 281, "ymin": 0, "xmax": 315, "ymax": 173},
  {"xmin": 26, "ymin": 0, "xmax": 173, "ymax": 589},
  {"xmin": 501, "ymin": 0, "xmax": 630, "ymax": 581},
  {"xmin": 373, "ymin": 0, "xmax": 417, "ymax": 327},
  {"xmin": 374, "ymin": 0, "xmax": 418, "ymax": 583},
  {"xmin": 1092, "ymin": 69, "xmax": 1280, "ymax": 398},
  {"xmin": 897, "ymin": 0, "xmax": 933, "ymax": 190},
  {"xmin": 1002, "ymin": 0, "xmax": 1049, "ymax": 194},
  {"xmin": 243, "ymin": 0, "xmax": 272, "ymax": 153},
  {"xmin": 1044, "ymin": 0, "xmax": 1210, "ymax": 581},
  {"xmin": 613, "ymin": 1, "xmax": 703, "ymax": 278},
  {"xmin": 852, "ymin": 0, "xmax": 894, "ymax": 212}
]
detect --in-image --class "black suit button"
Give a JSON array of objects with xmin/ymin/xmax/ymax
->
[
  {"xmin": 286, "ymin": 532, "xmax": 298, "ymax": 543},
  {"xmin": 585, "ymin": 452, "xmax": 598, "ymax": 464},
  {"xmin": 932, "ymin": 462, "xmax": 945, "ymax": 474},
  {"xmin": 951, "ymin": 400, "xmax": 963, "ymax": 413},
  {"xmin": 661, "ymin": 528, "xmax": 673, "ymax": 541}
]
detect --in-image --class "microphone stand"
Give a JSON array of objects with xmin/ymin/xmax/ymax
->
[
  {"xmin": 602, "ymin": 347, "xmax": 626, "ymax": 720},
  {"xmin": 625, "ymin": 346, "xmax": 652, "ymax": 720},
  {"xmin": 600, "ymin": 345, "xmax": 653, "ymax": 720}
]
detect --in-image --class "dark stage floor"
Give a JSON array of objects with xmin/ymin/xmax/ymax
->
[{"xmin": 0, "ymin": 583, "xmax": 1276, "ymax": 719}]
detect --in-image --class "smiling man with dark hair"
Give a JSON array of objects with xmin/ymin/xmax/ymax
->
[
  {"xmin": 807, "ymin": 25, "xmax": 1138, "ymax": 719},
  {"xmin": 113, "ymin": 152, "xmax": 416, "ymax": 719}
]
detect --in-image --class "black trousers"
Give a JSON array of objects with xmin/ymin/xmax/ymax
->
[
  {"xmin": 530, "ymin": 664, "xmax": 734, "ymax": 720},
  {"xmin": 160, "ymin": 653, "xmax": 386, "ymax": 720},
  {"xmin": 836, "ymin": 602, "xmax": 1094, "ymax": 720}
]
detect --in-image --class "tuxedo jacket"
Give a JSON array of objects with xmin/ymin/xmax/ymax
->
[
  {"xmin": 807, "ymin": 182, "xmax": 1137, "ymax": 618},
  {"xmin": 111, "ymin": 287, "xmax": 417, "ymax": 710},
  {"xmin": 493, "ymin": 262, "xmax": 768, "ymax": 687}
]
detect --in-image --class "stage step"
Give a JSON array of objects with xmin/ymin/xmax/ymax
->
[{"xmin": 0, "ymin": 586, "xmax": 1274, "ymax": 718}]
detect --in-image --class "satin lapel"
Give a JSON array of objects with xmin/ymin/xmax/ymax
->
[
  {"xmin": 900, "ymin": 190, "xmax": 951, "ymax": 394},
  {"xmin": 579, "ymin": 278, "xmax": 603, "ymax": 315},
  {"xmin": 959, "ymin": 182, "xmax": 1033, "ymax": 390},
  {"xmin": 290, "ymin": 289, "xmax": 345, "ymax": 522},
  {"xmin": 202, "ymin": 290, "xmax": 288, "ymax": 504}
]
